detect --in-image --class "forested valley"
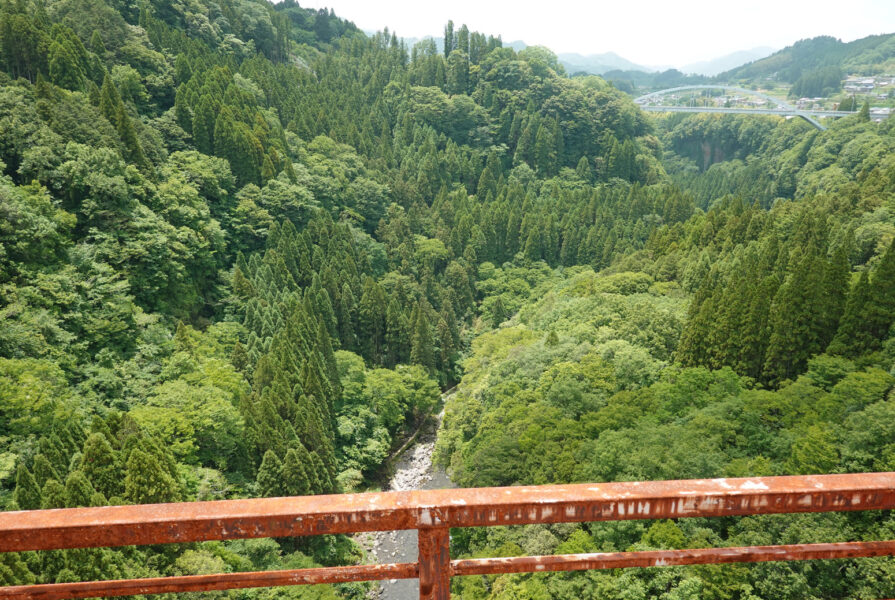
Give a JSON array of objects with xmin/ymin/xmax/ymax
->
[{"xmin": 2, "ymin": 0, "xmax": 895, "ymax": 598}]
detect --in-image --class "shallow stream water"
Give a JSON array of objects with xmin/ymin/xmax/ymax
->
[{"xmin": 367, "ymin": 409, "xmax": 454, "ymax": 600}]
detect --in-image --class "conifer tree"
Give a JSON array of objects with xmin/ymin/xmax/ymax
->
[
  {"xmin": 39, "ymin": 435, "xmax": 68, "ymax": 475},
  {"xmin": 492, "ymin": 296, "xmax": 508, "ymax": 326},
  {"xmin": 477, "ymin": 165, "xmax": 496, "ymax": 199},
  {"xmin": 99, "ymin": 73, "xmax": 148, "ymax": 170},
  {"xmin": 385, "ymin": 299, "xmax": 410, "ymax": 367},
  {"xmin": 309, "ymin": 451, "xmax": 331, "ymax": 492},
  {"xmin": 825, "ymin": 239, "xmax": 895, "ymax": 356},
  {"xmin": 41, "ymin": 479, "xmax": 67, "ymax": 509},
  {"xmin": 32, "ymin": 453, "xmax": 60, "ymax": 488},
  {"xmin": 575, "ymin": 156, "xmax": 592, "ymax": 181},
  {"xmin": 762, "ymin": 249, "xmax": 828, "ymax": 386},
  {"xmin": 358, "ymin": 278, "xmax": 387, "ymax": 364},
  {"xmin": 735, "ymin": 275, "xmax": 777, "ymax": 379},
  {"xmin": 828, "ymin": 271, "xmax": 873, "ymax": 356},
  {"xmin": 410, "ymin": 305, "xmax": 435, "ymax": 371},
  {"xmin": 81, "ymin": 433, "xmax": 122, "ymax": 499},
  {"xmin": 90, "ymin": 415, "xmax": 117, "ymax": 448},
  {"xmin": 443, "ymin": 21, "xmax": 455, "ymax": 56},
  {"xmin": 819, "ymin": 242, "xmax": 850, "ymax": 347},
  {"xmin": 859, "ymin": 100, "xmax": 870, "ymax": 121},
  {"xmin": 13, "ymin": 463, "xmax": 41, "ymax": 510},
  {"xmin": 256, "ymin": 450, "xmax": 284, "ymax": 497},
  {"xmin": 676, "ymin": 275, "xmax": 717, "ymax": 368},
  {"xmin": 281, "ymin": 447, "xmax": 312, "ymax": 496},
  {"xmin": 124, "ymin": 448, "xmax": 181, "ymax": 504},
  {"xmin": 436, "ymin": 316, "xmax": 457, "ymax": 377},
  {"xmin": 524, "ymin": 228, "xmax": 542, "ymax": 262},
  {"xmin": 48, "ymin": 40, "xmax": 83, "ymax": 90},
  {"xmin": 534, "ymin": 121, "xmax": 557, "ymax": 175},
  {"xmin": 193, "ymin": 95, "xmax": 216, "ymax": 155},
  {"xmin": 316, "ymin": 320, "xmax": 340, "ymax": 397},
  {"xmin": 89, "ymin": 30, "xmax": 106, "ymax": 57},
  {"xmin": 231, "ymin": 341, "xmax": 249, "ymax": 373},
  {"xmin": 865, "ymin": 238, "xmax": 895, "ymax": 343},
  {"xmin": 338, "ymin": 282, "xmax": 358, "ymax": 350},
  {"xmin": 545, "ymin": 330, "xmax": 560, "ymax": 347},
  {"xmin": 64, "ymin": 471, "xmax": 97, "ymax": 508},
  {"xmin": 513, "ymin": 118, "xmax": 535, "ymax": 166},
  {"xmin": 174, "ymin": 86, "xmax": 192, "ymax": 132}
]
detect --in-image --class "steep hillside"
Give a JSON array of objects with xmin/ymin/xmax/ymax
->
[{"xmin": 719, "ymin": 33, "xmax": 895, "ymax": 92}]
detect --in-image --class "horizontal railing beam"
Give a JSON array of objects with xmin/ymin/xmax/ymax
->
[
  {"xmin": 0, "ymin": 563, "xmax": 419, "ymax": 600},
  {"xmin": 452, "ymin": 540, "xmax": 895, "ymax": 575},
  {"xmin": 3, "ymin": 541, "xmax": 895, "ymax": 599},
  {"xmin": 2, "ymin": 473, "xmax": 895, "ymax": 552}
]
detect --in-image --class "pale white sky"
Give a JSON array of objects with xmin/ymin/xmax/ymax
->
[{"xmin": 296, "ymin": 0, "xmax": 895, "ymax": 68}]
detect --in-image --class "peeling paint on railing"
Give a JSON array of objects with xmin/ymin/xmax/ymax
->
[{"xmin": 1, "ymin": 473, "xmax": 894, "ymax": 599}]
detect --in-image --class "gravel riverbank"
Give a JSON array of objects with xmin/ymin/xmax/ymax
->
[{"xmin": 365, "ymin": 407, "xmax": 454, "ymax": 600}]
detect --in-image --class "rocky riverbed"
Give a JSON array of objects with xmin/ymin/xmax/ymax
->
[{"xmin": 364, "ymin": 408, "xmax": 454, "ymax": 600}]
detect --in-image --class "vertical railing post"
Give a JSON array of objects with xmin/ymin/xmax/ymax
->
[{"xmin": 419, "ymin": 527, "xmax": 450, "ymax": 600}]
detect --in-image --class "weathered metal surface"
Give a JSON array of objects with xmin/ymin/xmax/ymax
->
[
  {"xmin": 2, "ymin": 473, "xmax": 895, "ymax": 552},
  {"xmin": 4, "ymin": 541, "xmax": 894, "ymax": 600},
  {"xmin": 419, "ymin": 528, "xmax": 450, "ymax": 600},
  {"xmin": 0, "ymin": 562, "xmax": 419, "ymax": 600},
  {"xmin": 451, "ymin": 540, "xmax": 895, "ymax": 576}
]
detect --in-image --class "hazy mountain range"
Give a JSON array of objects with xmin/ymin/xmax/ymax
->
[
  {"xmin": 371, "ymin": 32, "xmax": 775, "ymax": 77},
  {"xmin": 557, "ymin": 47, "xmax": 776, "ymax": 76},
  {"xmin": 681, "ymin": 47, "xmax": 776, "ymax": 76},
  {"xmin": 556, "ymin": 51, "xmax": 650, "ymax": 75}
]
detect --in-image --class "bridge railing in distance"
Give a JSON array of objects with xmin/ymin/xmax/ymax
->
[{"xmin": 2, "ymin": 473, "xmax": 895, "ymax": 600}]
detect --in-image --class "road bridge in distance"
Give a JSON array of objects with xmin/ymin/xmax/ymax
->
[{"xmin": 635, "ymin": 85, "xmax": 856, "ymax": 131}]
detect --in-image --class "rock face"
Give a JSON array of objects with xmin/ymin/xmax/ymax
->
[{"xmin": 369, "ymin": 409, "xmax": 454, "ymax": 600}]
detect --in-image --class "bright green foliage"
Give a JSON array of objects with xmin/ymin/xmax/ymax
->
[
  {"xmin": 0, "ymin": 551, "xmax": 35, "ymax": 586},
  {"xmin": 0, "ymin": 360, "xmax": 75, "ymax": 436},
  {"xmin": 124, "ymin": 448, "xmax": 182, "ymax": 504}
]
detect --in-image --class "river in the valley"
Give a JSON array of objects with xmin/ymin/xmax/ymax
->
[{"xmin": 364, "ymin": 405, "xmax": 455, "ymax": 600}]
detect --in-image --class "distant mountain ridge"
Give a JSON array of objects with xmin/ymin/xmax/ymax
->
[
  {"xmin": 719, "ymin": 33, "xmax": 895, "ymax": 82},
  {"xmin": 682, "ymin": 47, "xmax": 775, "ymax": 76},
  {"xmin": 557, "ymin": 51, "xmax": 653, "ymax": 75}
]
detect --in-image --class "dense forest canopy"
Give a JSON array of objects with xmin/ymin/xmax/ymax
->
[{"xmin": 1, "ymin": 0, "xmax": 895, "ymax": 598}]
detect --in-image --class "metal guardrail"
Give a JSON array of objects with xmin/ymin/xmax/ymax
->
[
  {"xmin": 638, "ymin": 105, "xmax": 856, "ymax": 118},
  {"xmin": 2, "ymin": 473, "xmax": 895, "ymax": 599}
]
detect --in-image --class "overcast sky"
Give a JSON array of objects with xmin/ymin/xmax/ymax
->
[{"xmin": 295, "ymin": 0, "xmax": 895, "ymax": 68}]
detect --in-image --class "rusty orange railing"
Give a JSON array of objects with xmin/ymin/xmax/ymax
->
[{"xmin": 2, "ymin": 473, "xmax": 895, "ymax": 599}]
